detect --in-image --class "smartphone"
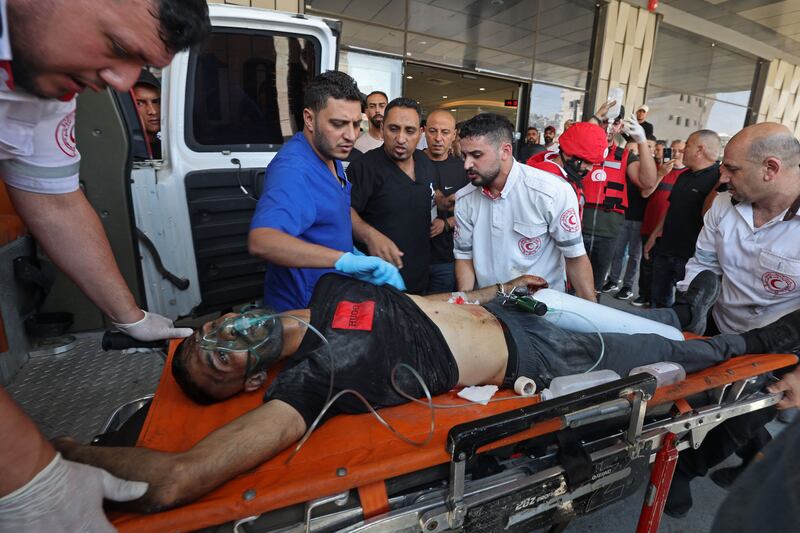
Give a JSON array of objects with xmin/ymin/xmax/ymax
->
[{"xmin": 663, "ymin": 147, "xmax": 672, "ymax": 161}]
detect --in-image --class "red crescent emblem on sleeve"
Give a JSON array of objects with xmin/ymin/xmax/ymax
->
[
  {"xmin": 559, "ymin": 208, "xmax": 580, "ymax": 232},
  {"xmin": 55, "ymin": 110, "xmax": 78, "ymax": 158}
]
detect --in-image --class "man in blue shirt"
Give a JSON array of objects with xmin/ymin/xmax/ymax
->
[{"xmin": 248, "ymin": 71, "xmax": 404, "ymax": 311}]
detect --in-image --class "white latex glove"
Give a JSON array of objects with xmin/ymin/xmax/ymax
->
[
  {"xmin": 112, "ymin": 310, "xmax": 193, "ymax": 341},
  {"xmin": 623, "ymin": 114, "xmax": 647, "ymax": 143},
  {"xmin": 0, "ymin": 453, "xmax": 148, "ymax": 533}
]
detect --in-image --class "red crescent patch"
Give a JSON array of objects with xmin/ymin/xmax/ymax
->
[
  {"xmin": 559, "ymin": 208, "xmax": 580, "ymax": 232},
  {"xmin": 55, "ymin": 110, "xmax": 77, "ymax": 158},
  {"xmin": 762, "ymin": 271, "xmax": 797, "ymax": 295},
  {"xmin": 590, "ymin": 169, "xmax": 607, "ymax": 182},
  {"xmin": 518, "ymin": 236, "xmax": 541, "ymax": 256}
]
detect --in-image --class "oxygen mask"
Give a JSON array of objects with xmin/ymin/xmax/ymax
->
[{"xmin": 200, "ymin": 309, "xmax": 283, "ymax": 379}]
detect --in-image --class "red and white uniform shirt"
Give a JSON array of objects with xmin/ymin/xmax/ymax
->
[
  {"xmin": 0, "ymin": 0, "xmax": 80, "ymax": 195},
  {"xmin": 678, "ymin": 192, "xmax": 800, "ymax": 333},
  {"xmin": 454, "ymin": 159, "xmax": 586, "ymax": 291}
]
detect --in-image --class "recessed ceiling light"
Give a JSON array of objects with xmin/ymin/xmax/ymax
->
[
  {"xmin": 419, "ymin": 41, "xmax": 427, "ymax": 45},
  {"xmin": 442, "ymin": 95, "xmax": 448, "ymax": 99},
  {"xmin": 479, "ymin": 87, "xmax": 486, "ymax": 91},
  {"xmin": 406, "ymin": 52, "xmax": 412, "ymax": 56}
]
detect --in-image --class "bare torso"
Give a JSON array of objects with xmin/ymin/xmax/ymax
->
[{"xmin": 407, "ymin": 295, "xmax": 509, "ymax": 386}]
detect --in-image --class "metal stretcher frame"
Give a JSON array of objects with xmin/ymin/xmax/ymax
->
[{"xmin": 111, "ymin": 340, "xmax": 797, "ymax": 533}]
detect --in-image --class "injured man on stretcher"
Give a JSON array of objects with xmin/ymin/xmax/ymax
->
[{"xmin": 55, "ymin": 273, "xmax": 800, "ymax": 513}]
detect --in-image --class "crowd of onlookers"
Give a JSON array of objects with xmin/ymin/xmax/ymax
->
[{"xmin": 514, "ymin": 104, "xmax": 722, "ymax": 311}]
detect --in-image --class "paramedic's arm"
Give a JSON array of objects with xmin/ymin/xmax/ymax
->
[
  {"xmin": 426, "ymin": 274, "xmax": 548, "ymax": 303},
  {"xmin": 455, "ymin": 259, "xmax": 477, "ymax": 292},
  {"xmin": 351, "ymin": 208, "xmax": 404, "ymax": 268},
  {"xmin": 0, "ymin": 389, "xmax": 54, "ymax": 496},
  {"xmin": 249, "ymin": 159, "xmax": 348, "ymax": 268},
  {"xmin": 9, "ymin": 189, "xmax": 142, "ymax": 325},
  {"xmin": 56, "ymin": 400, "xmax": 305, "ymax": 512},
  {"xmin": 566, "ymin": 255, "xmax": 596, "ymax": 302},
  {"xmin": 249, "ymin": 229, "xmax": 344, "ymax": 267},
  {"xmin": 0, "ymin": 388, "xmax": 146, "ymax": 528},
  {"xmin": 453, "ymin": 196, "xmax": 477, "ymax": 291}
]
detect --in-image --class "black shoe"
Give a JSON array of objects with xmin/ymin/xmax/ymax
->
[
  {"xmin": 682, "ymin": 270, "xmax": 721, "ymax": 335},
  {"xmin": 631, "ymin": 296, "xmax": 650, "ymax": 307},
  {"xmin": 601, "ymin": 280, "xmax": 619, "ymax": 293},
  {"xmin": 664, "ymin": 469, "xmax": 693, "ymax": 519},
  {"xmin": 710, "ymin": 464, "xmax": 748, "ymax": 489},
  {"xmin": 742, "ymin": 307, "xmax": 800, "ymax": 354},
  {"xmin": 614, "ymin": 287, "xmax": 633, "ymax": 300}
]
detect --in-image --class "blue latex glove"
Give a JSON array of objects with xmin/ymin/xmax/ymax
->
[
  {"xmin": 351, "ymin": 246, "xmax": 365, "ymax": 256},
  {"xmin": 334, "ymin": 252, "xmax": 406, "ymax": 290}
]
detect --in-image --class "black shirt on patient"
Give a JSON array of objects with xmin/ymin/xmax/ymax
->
[{"xmin": 265, "ymin": 274, "xmax": 458, "ymax": 427}]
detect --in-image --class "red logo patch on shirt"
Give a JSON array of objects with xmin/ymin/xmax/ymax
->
[
  {"xmin": 559, "ymin": 208, "xmax": 580, "ymax": 232},
  {"xmin": 55, "ymin": 110, "xmax": 77, "ymax": 158},
  {"xmin": 332, "ymin": 300, "xmax": 376, "ymax": 331},
  {"xmin": 518, "ymin": 236, "xmax": 541, "ymax": 256},
  {"xmin": 762, "ymin": 272, "xmax": 796, "ymax": 295}
]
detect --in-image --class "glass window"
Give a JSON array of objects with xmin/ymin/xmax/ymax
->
[
  {"xmin": 187, "ymin": 30, "xmax": 319, "ymax": 151},
  {"xmin": 528, "ymin": 82, "xmax": 585, "ymax": 135},
  {"xmin": 646, "ymin": 24, "xmax": 756, "ymax": 143},
  {"xmin": 339, "ymin": 50, "xmax": 403, "ymax": 100}
]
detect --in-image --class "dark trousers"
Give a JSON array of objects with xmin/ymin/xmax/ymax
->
[
  {"xmin": 583, "ymin": 233, "xmax": 617, "ymax": 291},
  {"xmin": 638, "ymin": 235, "xmax": 653, "ymax": 302},
  {"xmin": 427, "ymin": 262, "xmax": 456, "ymax": 294},
  {"xmin": 651, "ymin": 253, "xmax": 688, "ymax": 307}
]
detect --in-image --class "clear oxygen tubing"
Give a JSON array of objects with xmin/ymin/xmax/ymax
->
[
  {"xmin": 547, "ymin": 308, "xmax": 606, "ymax": 372},
  {"xmin": 499, "ymin": 285, "xmax": 607, "ymax": 374}
]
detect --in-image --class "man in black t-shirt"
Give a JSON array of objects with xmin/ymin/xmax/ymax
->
[
  {"xmin": 644, "ymin": 130, "xmax": 721, "ymax": 307},
  {"xmin": 348, "ymin": 98, "xmax": 438, "ymax": 293},
  {"xmin": 423, "ymin": 109, "xmax": 470, "ymax": 292}
]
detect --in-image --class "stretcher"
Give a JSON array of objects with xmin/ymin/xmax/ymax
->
[{"xmin": 109, "ymin": 339, "xmax": 796, "ymax": 533}]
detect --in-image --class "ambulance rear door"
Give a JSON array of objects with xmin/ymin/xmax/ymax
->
[{"xmin": 130, "ymin": 4, "xmax": 338, "ymax": 319}]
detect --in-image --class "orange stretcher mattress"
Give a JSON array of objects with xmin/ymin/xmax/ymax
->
[{"xmin": 112, "ymin": 340, "xmax": 797, "ymax": 533}]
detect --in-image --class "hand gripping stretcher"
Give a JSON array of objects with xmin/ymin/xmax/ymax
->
[{"xmin": 106, "ymin": 339, "xmax": 796, "ymax": 533}]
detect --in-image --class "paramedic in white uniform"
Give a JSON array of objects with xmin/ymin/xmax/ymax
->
[
  {"xmin": 453, "ymin": 112, "xmax": 596, "ymax": 301},
  {"xmin": 677, "ymin": 122, "xmax": 800, "ymax": 334},
  {"xmin": 0, "ymin": 1, "xmax": 209, "ymax": 531}
]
